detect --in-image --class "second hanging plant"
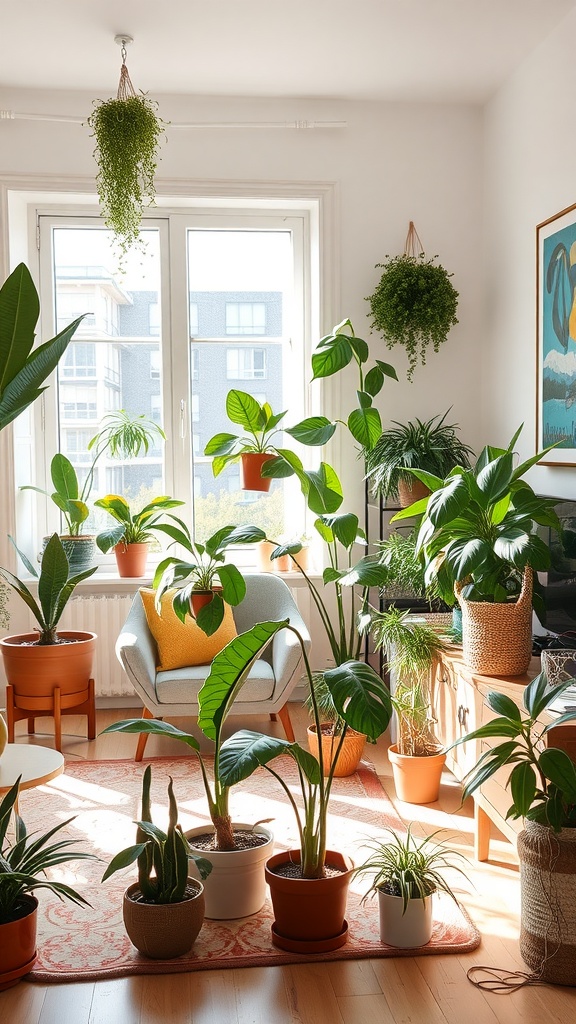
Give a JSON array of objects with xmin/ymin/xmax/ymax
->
[{"xmin": 366, "ymin": 222, "xmax": 459, "ymax": 381}]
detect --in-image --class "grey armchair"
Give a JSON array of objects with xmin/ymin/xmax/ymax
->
[{"xmin": 115, "ymin": 572, "xmax": 311, "ymax": 760}]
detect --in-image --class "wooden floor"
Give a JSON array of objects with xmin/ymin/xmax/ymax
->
[{"xmin": 2, "ymin": 704, "xmax": 576, "ymax": 1024}]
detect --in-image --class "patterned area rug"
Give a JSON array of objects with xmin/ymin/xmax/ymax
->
[{"xmin": 19, "ymin": 755, "xmax": 480, "ymax": 980}]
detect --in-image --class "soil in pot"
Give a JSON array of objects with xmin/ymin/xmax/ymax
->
[
  {"xmin": 307, "ymin": 724, "xmax": 366, "ymax": 777},
  {"xmin": 265, "ymin": 849, "xmax": 353, "ymax": 952},
  {"xmin": 123, "ymin": 878, "xmax": 204, "ymax": 959},
  {"xmin": 186, "ymin": 823, "xmax": 274, "ymax": 920}
]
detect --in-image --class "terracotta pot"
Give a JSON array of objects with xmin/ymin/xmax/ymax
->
[
  {"xmin": 518, "ymin": 821, "xmax": 576, "ymax": 985},
  {"xmin": 190, "ymin": 588, "xmax": 222, "ymax": 617},
  {"xmin": 378, "ymin": 889, "xmax": 433, "ymax": 947},
  {"xmin": 240, "ymin": 452, "xmax": 276, "ymax": 492},
  {"xmin": 265, "ymin": 849, "xmax": 353, "ymax": 952},
  {"xmin": 0, "ymin": 895, "xmax": 38, "ymax": 990},
  {"xmin": 0, "ymin": 631, "xmax": 96, "ymax": 702},
  {"xmin": 307, "ymin": 725, "xmax": 366, "ymax": 777},
  {"xmin": 186, "ymin": 823, "xmax": 274, "ymax": 919},
  {"xmin": 397, "ymin": 478, "xmax": 430, "ymax": 509},
  {"xmin": 388, "ymin": 743, "xmax": 446, "ymax": 804},
  {"xmin": 114, "ymin": 542, "xmax": 149, "ymax": 578},
  {"xmin": 273, "ymin": 554, "xmax": 290, "ymax": 573},
  {"xmin": 256, "ymin": 540, "xmax": 276, "ymax": 571},
  {"xmin": 123, "ymin": 878, "xmax": 204, "ymax": 959}
]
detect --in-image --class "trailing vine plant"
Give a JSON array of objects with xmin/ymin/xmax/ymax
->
[
  {"xmin": 86, "ymin": 40, "xmax": 167, "ymax": 263},
  {"xmin": 366, "ymin": 222, "xmax": 459, "ymax": 381}
]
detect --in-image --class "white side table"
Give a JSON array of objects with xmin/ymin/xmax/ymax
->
[{"xmin": 0, "ymin": 744, "xmax": 65, "ymax": 811}]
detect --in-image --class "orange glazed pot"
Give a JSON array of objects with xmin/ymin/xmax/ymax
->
[
  {"xmin": 240, "ymin": 452, "xmax": 276, "ymax": 492},
  {"xmin": 114, "ymin": 542, "xmax": 149, "ymax": 578},
  {"xmin": 0, "ymin": 895, "xmax": 37, "ymax": 991},
  {"xmin": 307, "ymin": 725, "xmax": 366, "ymax": 777},
  {"xmin": 265, "ymin": 850, "xmax": 353, "ymax": 952},
  {"xmin": 388, "ymin": 743, "xmax": 446, "ymax": 804},
  {"xmin": 0, "ymin": 631, "xmax": 96, "ymax": 703}
]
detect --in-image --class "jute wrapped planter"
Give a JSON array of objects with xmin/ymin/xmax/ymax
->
[
  {"xmin": 518, "ymin": 822, "xmax": 576, "ymax": 985},
  {"xmin": 455, "ymin": 568, "xmax": 533, "ymax": 677}
]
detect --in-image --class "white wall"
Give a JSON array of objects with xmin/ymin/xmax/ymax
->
[{"xmin": 483, "ymin": 8, "xmax": 576, "ymax": 498}]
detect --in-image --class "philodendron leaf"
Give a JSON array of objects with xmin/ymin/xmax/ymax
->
[
  {"xmin": 287, "ymin": 743, "xmax": 322, "ymax": 784},
  {"xmin": 195, "ymin": 593, "xmax": 225, "ymax": 636},
  {"xmin": 100, "ymin": 718, "xmax": 201, "ymax": 750},
  {"xmin": 348, "ymin": 406, "xmax": 382, "ymax": 450},
  {"xmin": 226, "ymin": 389, "xmax": 264, "ymax": 430},
  {"xmin": 286, "ymin": 416, "xmax": 337, "ymax": 446},
  {"xmin": 311, "ymin": 335, "xmax": 354, "ymax": 379},
  {"xmin": 218, "ymin": 730, "xmax": 291, "ymax": 786},
  {"xmin": 540, "ymin": 747, "xmax": 576, "ymax": 803},
  {"xmin": 509, "ymin": 762, "xmax": 537, "ymax": 818},
  {"xmin": 304, "ymin": 463, "xmax": 343, "ymax": 514},
  {"xmin": 324, "ymin": 660, "xmax": 392, "ymax": 741}
]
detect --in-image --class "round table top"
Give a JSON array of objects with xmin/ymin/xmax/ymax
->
[{"xmin": 0, "ymin": 744, "xmax": 65, "ymax": 794}]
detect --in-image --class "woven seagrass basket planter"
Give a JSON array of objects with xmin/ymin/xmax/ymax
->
[
  {"xmin": 455, "ymin": 568, "xmax": 533, "ymax": 677},
  {"xmin": 123, "ymin": 878, "xmax": 205, "ymax": 959},
  {"xmin": 518, "ymin": 821, "xmax": 576, "ymax": 986}
]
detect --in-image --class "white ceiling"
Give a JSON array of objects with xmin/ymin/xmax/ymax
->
[{"xmin": 1, "ymin": 0, "xmax": 574, "ymax": 104}]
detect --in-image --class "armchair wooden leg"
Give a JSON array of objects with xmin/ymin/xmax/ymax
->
[
  {"xmin": 135, "ymin": 707, "xmax": 161, "ymax": 762},
  {"xmin": 277, "ymin": 702, "xmax": 295, "ymax": 742},
  {"xmin": 270, "ymin": 713, "xmax": 278, "ymax": 722}
]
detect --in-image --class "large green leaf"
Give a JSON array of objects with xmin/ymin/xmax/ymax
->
[
  {"xmin": 321, "ymin": 512, "xmax": 359, "ymax": 549},
  {"xmin": 476, "ymin": 452, "xmax": 514, "ymax": 502},
  {"xmin": 0, "ymin": 316, "xmax": 83, "ymax": 431},
  {"xmin": 0, "ymin": 263, "xmax": 39, "ymax": 388},
  {"xmin": 509, "ymin": 762, "xmax": 537, "ymax": 818},
  {"xmin": 447, "ymin": 717, "xmax": 522, "ymax": 751},
  {"xmin": 217, "ymin": 525, "xmax": 267, "ymax": 548},
  {"xmin": 198, "ymin": 621, "xmax": 288, "ymax": 743},
  {"xmin": 540, "ymin": 748, "xmax": 576, "ymax": 802},
  {"xmin": 50, "ymin": 454, "xmax": 79, "ymax": 501},
  {"xmin": 348, "ymin": 406, "xmax": 382, "ymax": 450},
  {"xmin": 311, "ymin": 335, "xmax": 353, "ymax": 379},
  {"xmin": 101, "ymin": 718, "xmax": 201, "ymax": 750},
  {"xmin": 38, "ymin": 533, "xmax": 70, "ymax": 628},
  {"xmin": 444, "ymin": 538, "xmax": 491, "ymax": 580},
  {"xmin": 324, "ymin": 660, "xmax": 392, "ymax": 741},
  {"xmin": 216, "ymin": 563, "xmax": 247, "ymax": 606},
  {"xmin": 203, "ymin": 432, "xmax": 238, "ymax": 457},
  {"xmin": 218, "ymin": 730, "xmax": 291, "ymax": 786},
  {"xmin": 286, "ymin": 416, "xmax": 337, "ymax": 446},
  {"xmin": 195, "ymin": 593, "xmax": 226, "ymax": 635},
  {"xmin": 426, "ymin": 475, "xmax": 469, "ymax": 528},
  {"xmin": 303, "ymin": 463, "xmax": 343, "ymax": 514},
  {"xmin": 96, "ymin": 525, "xmax": 126, "ymax": 553},
  {"xmin": 338, "ymin": 555, "xmax": 389, "ymax": 588},
  {"xmin": 226, "ymin": 390, "xmax": 264, "ymax": 431},
  {"xmin": 486, "ymin": 691, "xmax": 523, "ymax": 723}
]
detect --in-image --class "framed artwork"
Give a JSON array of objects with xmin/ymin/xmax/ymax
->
[{"xmin": 537, "ymin": 202, "xmax": 576, "ymax": 465}]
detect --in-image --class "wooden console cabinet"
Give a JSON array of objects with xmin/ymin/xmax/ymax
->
[{"xmin": 432, "ymin": 647, "xmax": 576, "ymax": 862}]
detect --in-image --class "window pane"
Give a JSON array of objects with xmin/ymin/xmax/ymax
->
[
  {"xmin": 187, "ymin": 228, "xmax": 294, "ymax": 542},
  {"xmin": 53, "ymin": 228, "xmax": 164, "ymax": 530}
]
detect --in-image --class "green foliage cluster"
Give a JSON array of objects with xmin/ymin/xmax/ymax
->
[
  {"xmin": 366, "ymin": 254, "xmax": 459, "ymax": 381},
  {"xmin": 354, "ymin": 826, "xmax": 469, "ymax": 911},
  {"xmin": 453, "ymin": 672, "xmax": 576, "ymax": 831},
  {"xmin": 0, "ymin": 775, "xmax": 94, "ymax": 923},
  {"xmin": 102, "ymin": 765, "xmax": 211, "ymax": 903},
  {"xmin": 95, "ymin": 494, "xmax": 183, "ymax": 550},
  {"xmin": 87, "ymin": 95, "xmax": 166, "ymax": 259}
]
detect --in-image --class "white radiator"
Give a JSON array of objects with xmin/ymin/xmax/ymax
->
[{"xmin": 31, "ymin": 593, "xmax": 138, "ymax": 700}]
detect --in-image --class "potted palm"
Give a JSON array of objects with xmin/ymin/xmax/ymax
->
[
  {"xmin": 365, "ymin": 412, "xmax": 473, "ymax": 508},
  {"xmin": 95, "ymin": 493, "xmax": 184, "ymax": 577},
  {"xmin": 392, "ymin": 426, "xmax": 562, "ymax": 676},
  {"xmin": 354, "ymin": 825, "xmax": 469, "ymax": 947},
  {"xmin": 151, "ymin": 517, "xmax": 266, "ymax": 635},
  {"xmin": 24, "ymin": 410, "xmax": 165, "ymax": 573},
  {"xmin": 370, "ymin": 605, "xmax": 447, "ymax": 803},
  {"xmin": 0, "ymin": 776, "xmax": 95, "ymax": 990},
  {"xmin": 0, "ymin": 533, "xmax": 98, "ymax": 748},
  {"xmin": 212, "ymin": 619, "xmax": 393, "ymax": 952},
  {"xmin": 102, "ymin": 765, "xmax": 210, "ymax": 959},
  {"xmin": 452, "ymin": 671, "xmax": 576, "ymax": 985}
]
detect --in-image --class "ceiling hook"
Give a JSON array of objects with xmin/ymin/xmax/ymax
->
[{"xmin": 114, "ymin": 34, "xmax": 134, "ymax": 66}]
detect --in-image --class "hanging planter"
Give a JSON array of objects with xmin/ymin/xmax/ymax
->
[
  {"xmin": 86, "ymin": 37, "xmax": 167, "ymax": 261},
  {"xmin": 366, "ymin": 222, "xmax": 459, "ymax": 381}
]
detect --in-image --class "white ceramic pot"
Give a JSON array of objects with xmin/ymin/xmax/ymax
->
[
  {"xmin": 185, "ymin": 822, "xmax": 274, "ymax": 919},
  {"xmin": 378, "ymin": 888, "xmax": 433, "ymax": 947}
]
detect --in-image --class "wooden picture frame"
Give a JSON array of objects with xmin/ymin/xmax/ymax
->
[{"xmin": 537, "ymin": 201, "xmax": 576, "ymax": 465}]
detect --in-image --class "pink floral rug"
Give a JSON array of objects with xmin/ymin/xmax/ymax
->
[{"xmin": 19, "ymin": 755, "xmax": 480, "ymax": 980}]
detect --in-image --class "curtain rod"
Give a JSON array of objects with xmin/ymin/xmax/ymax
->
[{"xmin": 0, "ymin": 110, "xmax": 347, "ymax": 130}]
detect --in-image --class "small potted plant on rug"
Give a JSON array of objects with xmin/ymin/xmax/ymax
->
[
  {"xmin": 364, "ymin": 412, "xmax": 473, "ymax": 508},
  {"xmin": 151, "ymin": 516, "xmax": 266, "ymax": 634},
  {"xmin": 451, "ymin": 671, "xmax": 576, "ymax": 985},
  {"xmin": 213, "ymin": 618, "xmax": 393, "ymax": 952},
  {"xmin": 366, "ymin": 222, "xmax": 459, "ymax": 382},
  {"xmin": 102, "ymin": 765, "xmax": 210, "ymax": 959},
  {"xmin": 354, "ymin": 825, "xmax": 469, "ymax": 948},
  {"xmin": 95, "ymin": 493, "xmax": 184, "ymax": 578},
  {"xmin": 392, "ymin": 425, "xmax": 561, "ymax": 677},
  {"xmin": 0, "ymin": 533, "xmax": 98, "ymax": 750},
  {"xmin": 304, "ymin": 672, "xmax": 367, "ymax": 778},
  {"xmin": 370, "ymin": 605, "xmax": 448, "ymax": 803},
  {"xmin": 0, "ymin": 776, "xmax": 95, "ymax": 990}
]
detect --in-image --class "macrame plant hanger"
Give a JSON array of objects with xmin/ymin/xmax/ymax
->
[
  {"xmin": 115, "ymin": 35, "xmax": 136, "ymax": 99},
  {"xmin": 404, "ymin": 221, "xmax": 425, "ymax": 259}
]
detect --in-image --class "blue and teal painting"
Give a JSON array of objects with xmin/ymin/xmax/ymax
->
[{"xmin": 542, "ymin": 222, "xmax": 576, "ymax": 449}]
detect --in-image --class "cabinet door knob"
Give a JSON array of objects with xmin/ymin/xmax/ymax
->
[{"xmin": 458, "ymin": 705, "xmax": 469, "ymax": 726}]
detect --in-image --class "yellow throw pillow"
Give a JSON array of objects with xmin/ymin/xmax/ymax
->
[{"xmin": 139, "ymin": 588, "xmax": 238, "ymax": 671}]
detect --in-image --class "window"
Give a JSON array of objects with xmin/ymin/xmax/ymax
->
[
  {"xmin": 225, "ymin": 301, "xmax": 266, "ymax": 335},
  {"xmin": 36, "ymin": 208, "xmax": 312, "ymax": 552},
  {"xmin": 226, "ymin": 348, "xmax": 267, "ymax": 380}
]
